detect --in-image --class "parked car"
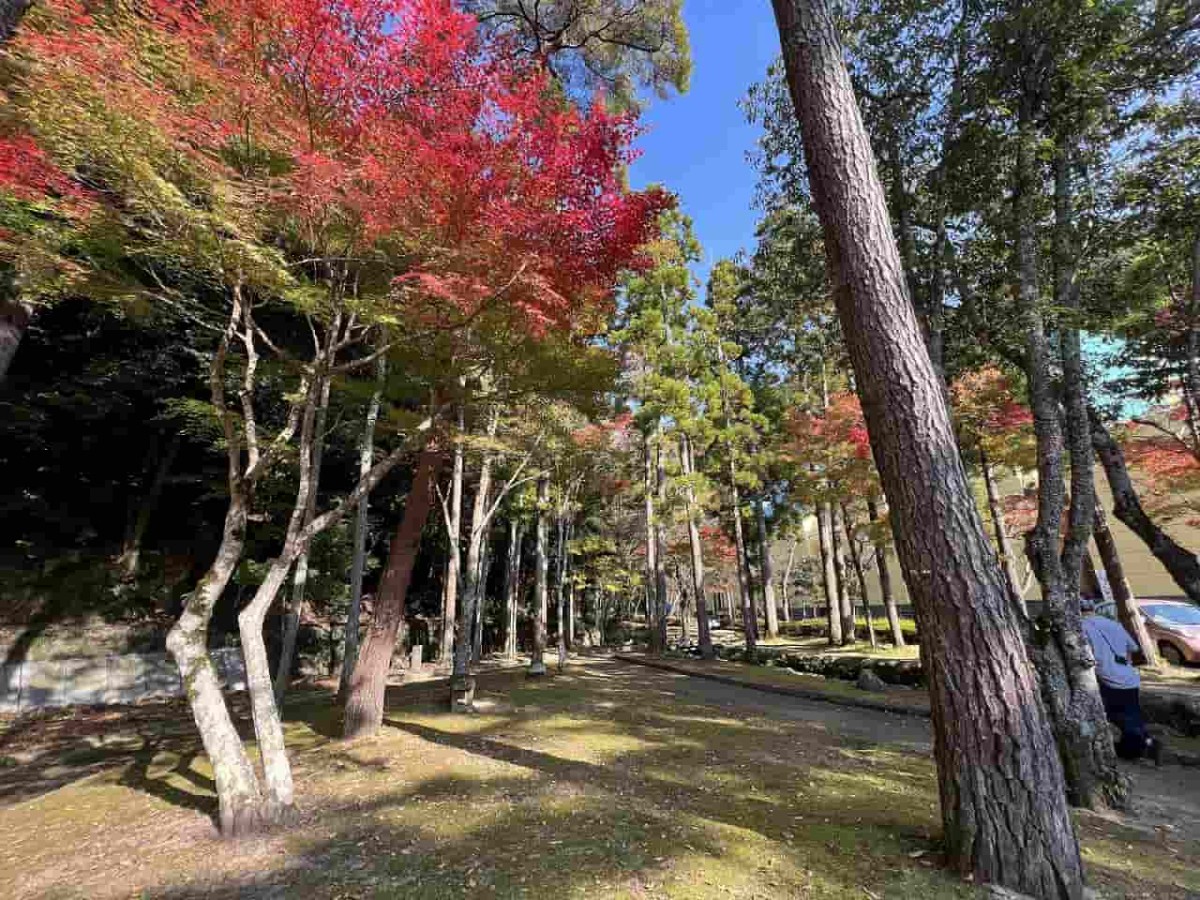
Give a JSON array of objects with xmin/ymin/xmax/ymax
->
[{"xmin": 1096, "ymin": 597, "xmax": 1200, "ymax": 666}]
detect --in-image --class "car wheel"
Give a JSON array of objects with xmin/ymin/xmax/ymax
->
[{"xmin": 1159, "ymin": 642, "xmax": 1185, "ymax": 666}]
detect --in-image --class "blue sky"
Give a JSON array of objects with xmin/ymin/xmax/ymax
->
[{"xmin": 628, "ymin": 1, "xmax": 782, "ymax": 287}]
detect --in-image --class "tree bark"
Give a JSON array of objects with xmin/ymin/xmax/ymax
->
[
  {"xmin": 756, "ymin": 500, "xmax": 780, "ymax": 639},
  {"xmin": 867, "ymin": 499, "xmax": 905, "ymax": 647},
  {"xmin": 768, "ymin": 0, "xmax": 1085, "ymax": 892},
  {"xmin": 780, "ymin": 538, "xmax": 796, "ymax": 624},
  {"xmin": 1091, "ymin": 411, "xmax": 1200, "ymax": 602},
  {"xmin": 643, "ymin": 430, "xmax": 662, "ymax": 653},
  {"xmin": 655, "ymin": 434, "xmax": 670, "ymax": 650},
  {"xmin": 440, "ymin": 405, "xmax": 466, "ymax": 668},
  {"xmin": 120, "ymin": 433, "xmax": 181, "ymax": 581},
  {"xmin": 1093, "ymin": 503, "xmax": 1159, "ymax": 666},
  {"xmin": 529, "ymin": 475, "xmax": 550, "ymax": 675},
  {"xmin": 831, "ymin": 503, "xmax": 854, "ymax": 644},
  {"xmin": 678, "ymin": 439, "xmax": 713, "ymax": 658},
  {"xmin": 275, "ymin": 370, "xmax": 333, "ymax": 703},
  {"xmin": 979, "ymin": 444, "xmax": 1027, "ymax": 616},
  {"xmin": 554, "ymin": 510, "xmax": 572, "ymax": 669},
  {"xmin": 729, "ymin": 474, "xmax": 756, "ymax": 653},
  {"xmin": 816, "ymin": 502, "xmax": 841, "ymax": 645},
  {"xmin": 341, "ymin": 352, "xmax": 386, "ymax": 697},
  {"xmin": 503, "ymin": 519, "xmax": 522, "ymax": 659},
  {"xmin": 842, "ymin": 504, "xmax": 877, "ymax": 649},
  {"xmin": 452, "ymin": 414, "xmax": 497, "ymax": 704},
  {"xmin": 343, "ymin": 439, "xmax": 442, "ymax": 739}
]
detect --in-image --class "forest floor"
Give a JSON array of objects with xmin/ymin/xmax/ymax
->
[{"xmin": 0, "ymin": 656, "xmax": 1198, "ymax": 899}]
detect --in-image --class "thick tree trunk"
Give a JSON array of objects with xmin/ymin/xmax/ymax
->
[
  {"xmin": 529, "ymin": 475, "xmax": 549, "ymax": 675},
  {"xmin": 655, "ymin": 435, "xmax": 670, "ymax": 650},
  {"xmin": 842, "ymin": 504, "xmax": 877, "ymax": 649},
  {"xmin": 831, "ymin": 504, "xmax": 854, "ymax": 644},
  {"xmin": 440, "ymin": 407, "xmax": 466, "ymax": 669},
  {"xmin": 768, "ymin": 0, "xmax": 1085, "ymax": 892},
  {"xmin": 816, "ymin": 503, "xmax": 841, "ymax": 645},
  {"xmin": 167, "ymin": 489, "xmax": 265, "ymax": 837},
  {"xmin": 503, "ymin": 519, "xmax": 522, "ymax": 659},
  {"xmin": 341, "ymin": 354, "xmax": 386, "ymax": 697},
  {"xmin": 756, "ymin": 500, "xmax": 779, "ymax": 639},
  {"xmin": 1093, "ymin": 503, "xmax": 1159, "ymax": 666},
  {"xmin": 343, "ymin": 440, "xmax": 442, "ymax": 739},
  {"xmin": 729, "ymin": 470, "xmax": 756, "ymax": 653},
  {"xmin": 979, "ymin": 445, "xmax": 1027, "ymax": 616},
  {"xmin": 119, "ymin": 433, "xmax": 181, "ymax": 581},
  {"xmin": 867, "ymin": 499, "xmax": 905, "ymax": 648},
  {"xmin": 276, "ymin": 373, "xmax": 332, "ymax": 703},
  {"xmin": 1091, "ymin": 412, "xmax": 1200, "ymax": 602}
]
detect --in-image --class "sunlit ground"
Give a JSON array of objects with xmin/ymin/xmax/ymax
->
[{"xmin": 0, "ymin": 657, "xmax": 1196, "ymax": 898}]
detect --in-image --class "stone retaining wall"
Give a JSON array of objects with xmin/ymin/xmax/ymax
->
[{"xmin": 0, "ymin": 648, "xmax": 245, "ymax": 714}]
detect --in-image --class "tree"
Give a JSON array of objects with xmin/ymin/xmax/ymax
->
[{"xmin": 768, "ymin": 0, "xmax": 1085, "ymax": 893}]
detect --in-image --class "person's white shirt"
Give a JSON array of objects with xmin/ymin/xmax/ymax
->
[{"xmin": 1082, "ymin": 613, "xmax": 1141, "ymax": 690}]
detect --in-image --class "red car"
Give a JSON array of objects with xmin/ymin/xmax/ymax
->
[{"xmin": 1138, "ymin": 599, "xmax": 1200, "ymax": 666}]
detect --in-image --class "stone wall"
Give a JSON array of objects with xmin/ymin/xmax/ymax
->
[{"xmin": 0, "ymin": 647, "xmax": 245, "ymax": 714}]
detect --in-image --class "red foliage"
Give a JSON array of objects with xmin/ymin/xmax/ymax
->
[{"xmin": 0, "ymin": 134, "xmax": 92, "ymax": 213}]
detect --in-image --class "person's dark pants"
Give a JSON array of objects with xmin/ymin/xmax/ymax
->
[{"xmin": 1098, "ymin": 683, "xmax": 1150, "ymax": 760}]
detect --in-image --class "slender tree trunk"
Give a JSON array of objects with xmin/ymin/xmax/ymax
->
[
  {"xmin": 503, "ymin": 519, "xmax": 522, "ymax": 659},
  {"xmin": 780, "ymin": 538, "xmax": 796, "ymax": 624},
  {"xmin": 831, "ymin": 503, "xmax": 854, "ymax": 644},
  {"xmin": 555, "ymin": 511, "xmax": 572, "ymax": 669},
  {"xmin": 529, "ymin": 475, "xmax": 549, "ymax": 675},
  {"xmin": 816, "ymin": 503, "xmax": 841, "ymax": 645},
  {"xmin": 1094, "ymin": 503, "xmax": 1159, "ymax": 667},
  {"xmin": 120, "ymin": 433, "xmax": 181, "ymax": 581},
  {"xmin": 341, "ymin": 353, "xmax": 386, "ymax": 697},
  {"xmin": 729, "ymin": 471, "xmax": 756, "ymax": 653},
  {"xmin": 842, "ymin": 504, "xmax": 877, "ymax": 649},
  {"xmin": 440, "ymin": 406, "xmax": 466, "ymax": 669},
  {"xmin": 1091, "ymin": 411, "xmax": 1200, "ymax": 602},
  {"xmin": 452, "ymin": 413, "xmax": 497, "ymax": 706},
  {"xmin": 867, "ymin": 499, "xmax": 904, "ymax": 648},
  {"xmin": 655, "ymin": 434, "xmax": 670, "ymax": 651},
  {"xmin": 275, "ymin": 372, "xmax": 332, "ymax": 703},
  {"xmin": 756, "ymin": 500, "xmax": 779, "ymax": 639},
  {"xmin": 768, "ymin": 1, "xmax": 1085, "ymax": 891},
  {"xmin": 473, "ymin": 527, "xmax": 491, "ymax": 663},
  {"xmin": 979, "ymin": 444, "xmax": 1027, "ymax": 616},
  {"xmin": 643, "ymin": 431, "xmax": 661, "ymax": 653},
  {"xmin": 343, "ymin": 439, "xmax": 442, "ymax": 739}
]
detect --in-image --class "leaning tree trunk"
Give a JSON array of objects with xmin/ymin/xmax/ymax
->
[
  {"xmin": 830, "ymin": 504, "xmax": 854, "ymax": 644},
  {"xmin": 756, "ymin": 500, "xmax": 780, "ymax": 639},
  {"xmin": 979, "ymin": 444, "xmax": 1027, "ymax": 616},
  {"xmin": 502, "ymin": 519, "xmax": 522, "ymax": 659},
  {"xmin": 167, "ymin": 487, "xmax": 265, "ymax": 837},
  {"xmin": 1094, "ymin": 500, "xmax": 1160, "ymax": 667},
  {"xmin": 816, "ymin": 502, "xmax": 841, "ymax": 645},
  {"xmin": 842, "ymin": 504, "xmax": 877, "ymax": 649},
  {"xmin": 529, "ymin": 475, "xmax": 549, "ymax": 675},
  {"xmin": 1091, "ymin": 412, "xmax": 1200, "ymax": 602},
  {"xmin": 343, "ymin": 440, "xmax": 442, "ymax": 739},
  {"xmin": 341, "ymin": 353, "xmax": 386, "ymax": 698},
  {"xmin": 867, "ymin": 499, "xmax": 905, "ymax": 648},
  {"xmin": 768, "ymin": 0, "xmax": 1085, "ymax": 893}
]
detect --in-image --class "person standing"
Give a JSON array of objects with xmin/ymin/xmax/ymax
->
[{"xmin": 1081, "ymin": 596, "xmax": 1162, "ymax": 763}]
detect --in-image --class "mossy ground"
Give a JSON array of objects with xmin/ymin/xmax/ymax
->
[{"xmin": 1, "ymin": 657, "xmax": 1197, "ymax": 899}]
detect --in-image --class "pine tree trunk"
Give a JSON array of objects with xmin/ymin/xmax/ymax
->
[
  {"xmin": 655, "ymin": 436, "xmax": 670, "ymax": 651},
  {"xmin": 780, "ymin": 538, "xmax": 796, "ymax": 624},
  {"xmin": 979, "ymin": 445, "xmax": 1027, "ymax": 615},
  {"xmin": 816, "ymin": 503, "xmax": 841, "ymax": 645},
  {"xmin": 529, "ymin": 475, "xmax": 549, "ymax": 675},
  {"xmin": 831, "ymin": 504, "xmax": 854, "ymax": 644},
  {"xmin": 341, "ymin": 353, "xmax": 386, "ymax": 697},
  {"xmin": 343, "ymin": 440, "xmax": 442, "ymax": 739},
  {"xmin": 679, "ymin": 436, "xmax": 713, "ymax": 659},
  {"xmin": 757, "ymin": 500, "xmax": 779, "ymax": 639},
  {"xmin": 867, "ymin": 499, "xmax": 905, "ymax": 647},
  {"xmin": 1090, "ymin": 412, "xmax": 1200, "ymax": 602},
  {"xmin": 768, "ymin": 0, "xmax": 1085, "ymax": 891},
  {"xmin": 730, "ymin": 469, "xmax": 756, "ymax": 653},
  {"xmin": 643, "ymin": 431, "xmax": 662, "ymax": 653},
  {"xmin": 1094, "ymin": 503, "xmax": 1159, "ymax": 666},
  {"xmin": 503, "ymin": 519, "xmax": 522, "ymax": 659}
]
